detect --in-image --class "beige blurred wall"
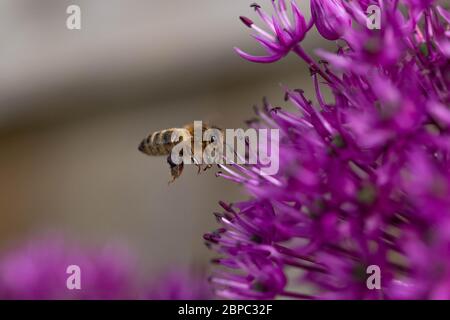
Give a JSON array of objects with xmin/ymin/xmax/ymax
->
[{"xmin": 0, "ymin": 0, "xmax": 319, "ymax": 270}]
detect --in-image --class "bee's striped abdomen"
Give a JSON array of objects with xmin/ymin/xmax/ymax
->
[
  {"xmin": 139, "ymin": 128, "xmax": 191, "ymax": 156},
  {"xmin": 147, "ymin": 129, "xmax": 172, "ymax": 156}
]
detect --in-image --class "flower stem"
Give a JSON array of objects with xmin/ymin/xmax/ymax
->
[{"xmin": 293, "ymin": 45, "xmax": 332, "ymax": 83}]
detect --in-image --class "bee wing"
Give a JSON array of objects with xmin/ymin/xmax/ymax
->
[{"xmin": 171, "ymin": 128, "xmax": 191, "ymax": 143}]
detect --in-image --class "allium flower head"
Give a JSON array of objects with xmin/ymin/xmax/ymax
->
[
  {"xmin": 0, "ymin": 237, "xmax": 214, "ymax": 300},
  {"xmin": 235, "ymin": 0, "xmax": 312, "ymax": 63},
  {"xmin": 0, "ymin": 237, "xmax": 136, "ymax": 299},
  {"xmin": 206, "ymin": 0, "xmax": 450, "ymax": 300}
]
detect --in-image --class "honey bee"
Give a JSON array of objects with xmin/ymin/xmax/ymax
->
[{"xmin": 138, "ymin": 122, "xmax": 222, "ymax": 183}]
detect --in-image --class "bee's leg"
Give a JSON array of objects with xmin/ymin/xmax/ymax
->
[
  {"xmin": 203, "ymin": 164, "xmax": 213, "ymax": 171},
  {"xmin": 167, "ymin": 156, "xmax": 184, "ymax": 184},
  {"xmin": 192, "ymin": 157, "xmax": 202, "ymax": 174},
  {"xmin": 169, "ymin": 163, "xmax": 184, "ymax": 184}
]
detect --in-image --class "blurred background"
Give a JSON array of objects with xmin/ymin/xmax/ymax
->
[{"xmin": 0, "ymin": 0, "xmax": 320, "ymax": 276}]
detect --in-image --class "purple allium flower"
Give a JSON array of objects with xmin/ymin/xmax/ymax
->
[
  {"xmin": 0, "ymin": 237, "xmax": 137, "ymax": 299},
  {"xmin": 234, "ymin": 0, "xmax": 312, "ymax": 63},
  {"xmin": 0, "ymin": 237, "xmax": 213, "ymax": 300},
  {"xmin": 206, "ymin": 0, "xmax": 450, "ymax": 300},
  {"xmin": 144, "ymin": 269, "xmax": 213, "ymax": 300},
  {"xmin": 311, "ymin": 0, "xmax": 351, "ymax": 41}
]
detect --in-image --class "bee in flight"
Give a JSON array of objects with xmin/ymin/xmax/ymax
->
[{"xmin": 138, "ymin": 122, "xmax": 222, "ymax": 183}]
